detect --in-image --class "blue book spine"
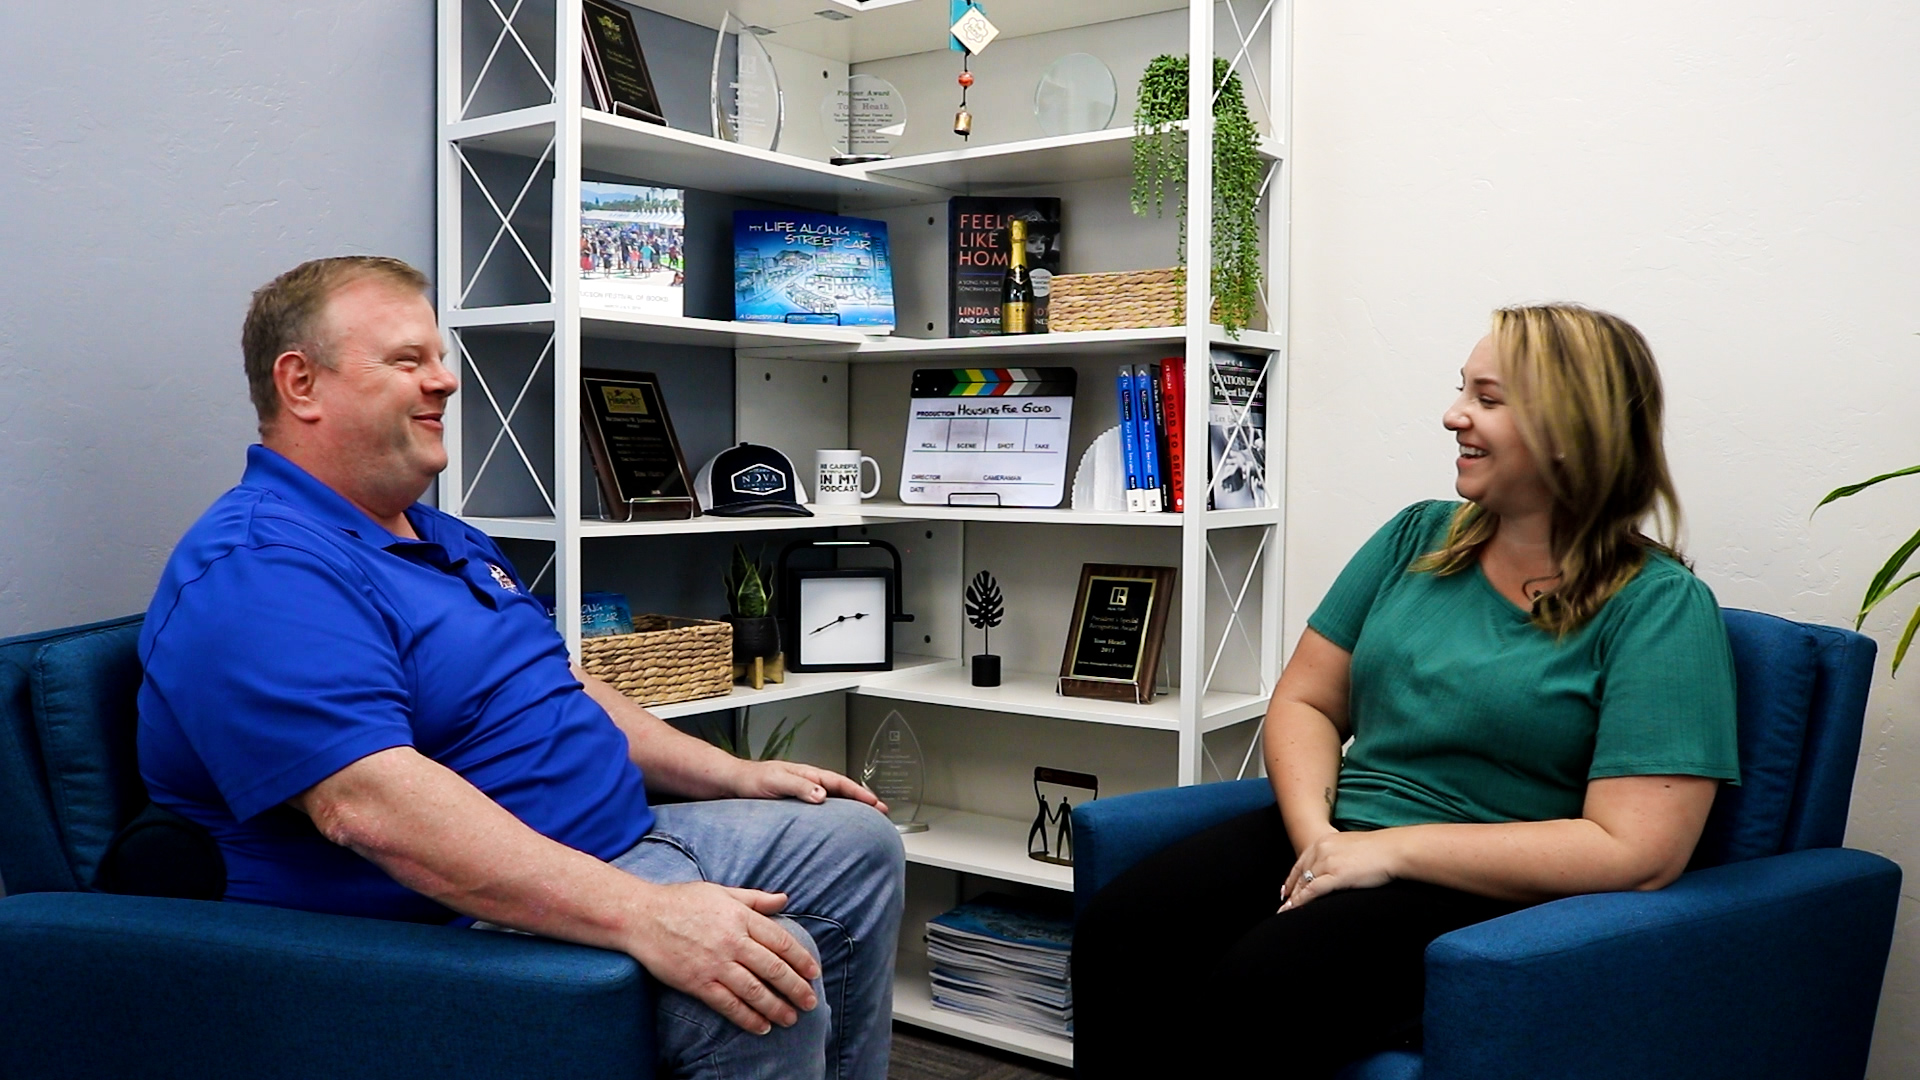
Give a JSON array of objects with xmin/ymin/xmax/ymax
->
[
  {"xmin": 1117, "ymin": 366, "xmax": 1143, "ymax": 511},
  {"xmin": 1134, "ymin": 365, "xmax": 1162, "ymax": 512}
]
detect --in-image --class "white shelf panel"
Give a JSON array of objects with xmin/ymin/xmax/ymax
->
[
  {"xmin": 893, "ymin": 948, "xmax": 1073, "ymax": 1067},
  {"xmin": 865, "ymin": 124, "xmax": 1283, "ymax": 191},
  {"xmin": 901, "ymin": 807, "xmax": 1073, "ymax": 891},
  {"xmin": 746, "ymin": 323, "xmax": 1285, "ymax": 363},
  {"xmin": 854, "ymin": 500, "xmax": 1182, "ymax": 528},
  {"xmin": 649, "ymin": 654, "xmax": 949, "ymax": 720},
  {"xmin": 447, "ymin": 105, "xmax": 942, "ymax": 207},
  {"xmin": 857, "ymin": 662, "xmax": 1176, "ymax": 730},
  {"xmin": 579, "ymin": 512, "xmax": 868, "ymax": 538},
  {"xmin": 445, "ymin": 303, "xmax": 875, "ymax": 351}
]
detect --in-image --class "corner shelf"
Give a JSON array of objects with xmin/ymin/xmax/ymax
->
[
  {"xmin": 648, "ymin": 654, "xmax": 948, "ymax": 720},
  {"xmin": 853, "ymin": 661, "xmax": 1268, "ymax": 733},
  {"xmin": 741, "ymin": 323, "xmax": 1286, "ymax": 363},
  {"xmin": 865, "ymin": 122, "xmax": 1283, "ymax": 192},
  {"xmin": 900, "ymin": 806, "xmax": 1073, "ymax": 891}
]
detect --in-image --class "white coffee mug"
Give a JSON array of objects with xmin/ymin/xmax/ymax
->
[{"xmin": 815, "ymin": 449, "xmax": 882, "ymax": 505}]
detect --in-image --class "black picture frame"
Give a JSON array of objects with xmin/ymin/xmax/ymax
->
[{"xmin": 582, "ymin": 0, "xmax": 666, "ymax": 125}]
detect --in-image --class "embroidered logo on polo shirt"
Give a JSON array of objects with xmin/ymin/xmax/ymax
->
[
  {"xmin": 487, "ymin": 563, "xmax": 518, "ymax": 592},
  {"xmin": 730, "ymin": 464, "xmax": 786, "ymax": 496}
]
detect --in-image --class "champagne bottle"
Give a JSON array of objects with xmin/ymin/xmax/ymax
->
[{"xmin": 1000, "ymin": 218, "xmax": 1032, "ymax": 334}]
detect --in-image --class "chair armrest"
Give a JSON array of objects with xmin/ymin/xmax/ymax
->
[
  {"xmin": 1421, "ymin": 848, "xmax": 1902, "ymax": 1080},
  {"xmin": 0, "ymin": 892, "xmax": 653, "ymax": 1080},
  {"xmin": 1072, "ymin": 778, "xmax": 1272, "ymax": 916}
]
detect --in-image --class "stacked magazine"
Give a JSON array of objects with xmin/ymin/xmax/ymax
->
[{"xmin": 926, "ymin": 894, "xmax": 1073, "ymax": 1039}]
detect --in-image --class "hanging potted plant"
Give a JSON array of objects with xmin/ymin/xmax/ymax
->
[
  {"xmin": 1816, "ymin": 463, "xmax": 1920, "ymax": 672},
  {"xmin": 1131, "ymin": 54, "xmax": 1263, "ymax": 334}
]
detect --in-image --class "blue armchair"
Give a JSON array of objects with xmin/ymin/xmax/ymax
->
[
  {"xmin": 1072, "ymin": 609, "xmax": 1902, "ymax": 1080},
  {"xmin": 0, "ymin": 615, "xmax": 656, "ymax": 1079}
]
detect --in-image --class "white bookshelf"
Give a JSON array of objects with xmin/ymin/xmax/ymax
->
[{"xmin": 438, "ymin": 0, "xmax": 1290, "ymax": 1063}]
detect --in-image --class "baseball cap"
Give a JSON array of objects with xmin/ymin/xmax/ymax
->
[{"xmin": 693, "ymin": 443, "xmax": 813, "ymax": 517}]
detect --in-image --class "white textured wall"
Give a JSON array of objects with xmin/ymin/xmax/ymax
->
[
  {"xmin": 0, "ymin": 3, "xmax": 434, "ymax": 636},
  {"xmin": 1287, "ymin": 2, "xmax": 1920, "ymax": 1072}
]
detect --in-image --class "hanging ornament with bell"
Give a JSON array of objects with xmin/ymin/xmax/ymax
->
[{"xmin": 948, "ymin": 2, "xmax": 998, "ymax": 142}]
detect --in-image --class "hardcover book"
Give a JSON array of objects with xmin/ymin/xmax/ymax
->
[
  {"xmin": 1208, "ymin": 349, "xmax": 1268, "ymax": 510},
  {"xmin": 579, "ymin": 181, "xmax": 683, "ymax": 316},
  {"xmin": 733, "ymin": 211, "xmax": 894, "ymax": 331},
  {"xmin": 948, "ymin": 197, "xmax": 1062, "ymax": 337}
]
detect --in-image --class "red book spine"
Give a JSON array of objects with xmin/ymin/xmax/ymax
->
[{"xmin": 1160, "ymin": 356, "xmax": 1185, "ymax": 512}]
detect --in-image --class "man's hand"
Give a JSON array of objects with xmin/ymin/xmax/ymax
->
[
  {"xmin": 730, "ymin": 759, "xmax": 889, "ymax": 815},
  {"xmin": 1279, "ymin": 828, "xmax": 1400, "ymax": 911},
  {"xmin": 627, "ymin": 881, "xmax": 823, "ymax": 1035}
]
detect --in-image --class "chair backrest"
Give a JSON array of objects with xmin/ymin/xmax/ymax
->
[
  {"xmin": 1692, "ymin": 608, "xmax": 1877, "ymax": 868},
  {"xmin": 0, "ymin": 616, "xmax": 147, "ymax": 894}
]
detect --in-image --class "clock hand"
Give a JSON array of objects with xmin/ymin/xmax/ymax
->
[{"xmin": 809, "ymin": 612, "xmax": 874, "ymax": 635}]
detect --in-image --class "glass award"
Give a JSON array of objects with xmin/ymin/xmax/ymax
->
[
  {"xmin": 1033, "ymin": 53, "xmax": 1118, "ymax": 137},
  {"xmin": 710, "ymin": 13, "xmax": 783, "ymax": 151},
  {"xmin": 820, "ymin": 74, "xmax": 906, "ymax": 165},
  {"xmin": 860, "ymin": 710, "xmax": 927, "ymax": 833}
]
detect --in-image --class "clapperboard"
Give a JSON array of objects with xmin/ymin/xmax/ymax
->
[{"xmin": 899, "ymin": 368, "xmax": 1078, "ymax": 507}]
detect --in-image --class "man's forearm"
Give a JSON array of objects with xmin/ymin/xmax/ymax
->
[
  {"xmin": 294, "ymin": 745, "xmax": 656, "ymax": 948},
  {"xmin": 574, "ymin": 664, "xmax": 748, "ymax": 799}
]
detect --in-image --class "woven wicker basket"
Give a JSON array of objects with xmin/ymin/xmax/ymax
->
[
  {"xmin": 579, "ymin": 615, "xmax": 733, "ymax": 707},
  {"xmin": 1047, "ymin": 268, "xmax": 1186, "ymax": 332}
]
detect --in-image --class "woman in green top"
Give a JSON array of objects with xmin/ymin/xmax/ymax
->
[{"xmin": 1073, "ymin": 305, "xmax": 1739, "ymax": 1078}]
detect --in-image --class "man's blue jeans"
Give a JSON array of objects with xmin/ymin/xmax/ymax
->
[{"xmin": 612, "ymin": 797, "xmax": 905, "ymax": 1080}]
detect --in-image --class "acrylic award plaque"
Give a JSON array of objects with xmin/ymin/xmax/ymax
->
[
  {"xmin": 1033, "ymin": 53, "xmax": 1118, "ymax": 137},
  {"xmin": 821, "ymin": 74, "xmax": 906, "ymax": 164},
  {"xmin": 711, "ymin": 13, "xmax": 783, "ymax": 151},
  {"xmin": 860, "ymin": 710, "xmax": 927, "ymax": 833}
]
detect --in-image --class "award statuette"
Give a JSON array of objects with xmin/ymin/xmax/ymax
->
[
  {"xmin": 860, "ymin": 710, "xmax": 927, "ymax": 833},
  {"xmin": 579, "ymin": 369, "xmax": 698, "ymax": 522},
  {"xmin": 1057, "ymin": 563, "xmax": 1177, "ymax": 705},
  {"xmin": 582, "ymin": 0, "xmax": 666, "ymax": 125},
  {"xmin": 820, "ymin": 74, "xmax": 906, "ymax": 165},
  {"xmin": 711, "ymin": 12, "xmax": 783, "ymax": 151}
]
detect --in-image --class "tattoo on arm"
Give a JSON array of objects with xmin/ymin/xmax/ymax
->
[{"xmin": 1324, "ymin": 786, "xmax": 1335, "ymax": 812}]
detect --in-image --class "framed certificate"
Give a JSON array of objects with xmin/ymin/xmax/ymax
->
[
  {"xmin": 580, "ymin": 369, "xmax": 697, "ymax": 521},
  {"xmin": 1057, "ymin": 563, "xmax": 1176, "ymax": 705}
]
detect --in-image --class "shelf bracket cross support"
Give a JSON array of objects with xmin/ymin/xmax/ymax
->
[
  {"xmin": 460, "ymin": 0, "xmax": 555, "ymax": 120},
  {"xmin": 1202, "ymin": 527, "xmax": 1273, "ymax": 699},
  {"xmin": 454, "ymin": 328, "xmax": 558, "ymax": 517},
  {"xmin": 455, "ymin": 139, "xmax": 556, "ymax": 308}
]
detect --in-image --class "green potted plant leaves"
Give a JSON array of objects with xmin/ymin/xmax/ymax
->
[
  {"xmin": 1131, "ymin": 54, "xmax": 1263, "ymax": 334},
  {"xmin": 1816, "ymin": 464, "xmax": 1920, "ymax": 672},
  {"xmin": 721, "ymin": 543, "xmax": 782, "ymax": 661}
]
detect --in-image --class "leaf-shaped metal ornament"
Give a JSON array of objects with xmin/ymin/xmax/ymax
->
[
  {"xmin": 860, "ymin": 710, "xmax": 926, "ymax": 833},
  {"xmin": 964, "ymin": 570, "xmax": 1004, "ymax": 630}
]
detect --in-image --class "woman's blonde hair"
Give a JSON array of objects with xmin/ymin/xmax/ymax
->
[{"xmin": 1411, "ymin": 304, "xmax": 1684, "ymax": 634}]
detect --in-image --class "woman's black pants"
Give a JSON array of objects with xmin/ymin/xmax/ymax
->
[{"xmin": 1071, "ymin": 804, "xmax": 1525, "ymax": 1079}]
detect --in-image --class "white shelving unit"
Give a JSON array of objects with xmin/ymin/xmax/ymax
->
[{"xmin": 437, "ymin": 0, "xmax": 1289, "ymax": 1064}]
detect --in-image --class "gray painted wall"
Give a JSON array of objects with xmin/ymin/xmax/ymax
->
[{"xmin": 0, "ymin": 3, "xmax": 437, "ymax": 636}]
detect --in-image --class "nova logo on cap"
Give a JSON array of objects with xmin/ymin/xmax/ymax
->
[{"xmin": 731, "ymin": 464, "xmax": 786, "ymax": 496}]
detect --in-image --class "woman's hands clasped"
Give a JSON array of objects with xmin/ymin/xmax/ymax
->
[{"xmin": 1279, "ymin": 827, "xmax": 1403, "ymax": 911}]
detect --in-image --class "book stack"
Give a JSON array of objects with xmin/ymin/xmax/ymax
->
[
  {"xmin": 925, "ymin": 894, "xmax": 1073, "ymax": 1039},
  {"xmin": 1116, "ymin": 359, "xmax": 1186, "ymax": 513}
]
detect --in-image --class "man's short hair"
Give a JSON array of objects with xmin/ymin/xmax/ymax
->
[{"xmin": 241, "ymin": 256, "xmax": 430, "ymax": 426}]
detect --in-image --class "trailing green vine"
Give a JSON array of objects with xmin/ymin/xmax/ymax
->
[{"xmin": 1132, "ymin": 54, "xmax": 1263, "ymax": 334}]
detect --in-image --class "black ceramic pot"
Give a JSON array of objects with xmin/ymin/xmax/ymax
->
[
  {"xmin": 725, "ymin": 615, "xmax": 782, "ymax": 660},
  {"xmin": 971, "ymin": 653, "xmax": 1001, "ymax": 687}
]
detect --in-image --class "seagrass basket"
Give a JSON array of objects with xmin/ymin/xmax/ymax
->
[
  {"xmin": 1048, "ymin": 267, "xmax": 1186, "ymax": 331},
  {"xmin": 579, "ymin": 615, "xmax": 733, "ymax": 707}
]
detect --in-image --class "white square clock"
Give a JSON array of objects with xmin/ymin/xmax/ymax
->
[{"xmin": 791, "ymin": 570, "xmax": 894, "ymax": 671}]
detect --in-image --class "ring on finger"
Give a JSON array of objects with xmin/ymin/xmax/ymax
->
[{"xmin": 1301, "ymin": 869, "xmax": 1315, "ymax": 885}]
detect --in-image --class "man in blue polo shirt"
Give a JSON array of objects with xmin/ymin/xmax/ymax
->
[{"xmin": 137, "ymin": 256, "xmax": 903, "ymax": 1080}]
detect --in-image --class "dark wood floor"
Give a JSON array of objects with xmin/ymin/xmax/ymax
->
[{"xmin": 889, "ymin": 1025, "xmax": 1072, "ymax": 1080}]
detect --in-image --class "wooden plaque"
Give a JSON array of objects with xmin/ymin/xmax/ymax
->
[
  {"xmin": 580, "ymin": 369, "xmax": 697, "ymax": 522},
  {"xmin": 582, "ymin": 0, "xmax": 666, "ymax": 125},
  {"xmin": 1057, "ymin": 563, "xmax": 1176, "ymax": 705}
]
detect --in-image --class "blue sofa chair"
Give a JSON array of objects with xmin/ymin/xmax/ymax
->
[
  {"xmin": 0, "ymin": 615, "xmax": 656, "ymax": 1079},
  {"xmin": 1072, "ymin": 609, "xmax": 1903, "ymax": 1080}
]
